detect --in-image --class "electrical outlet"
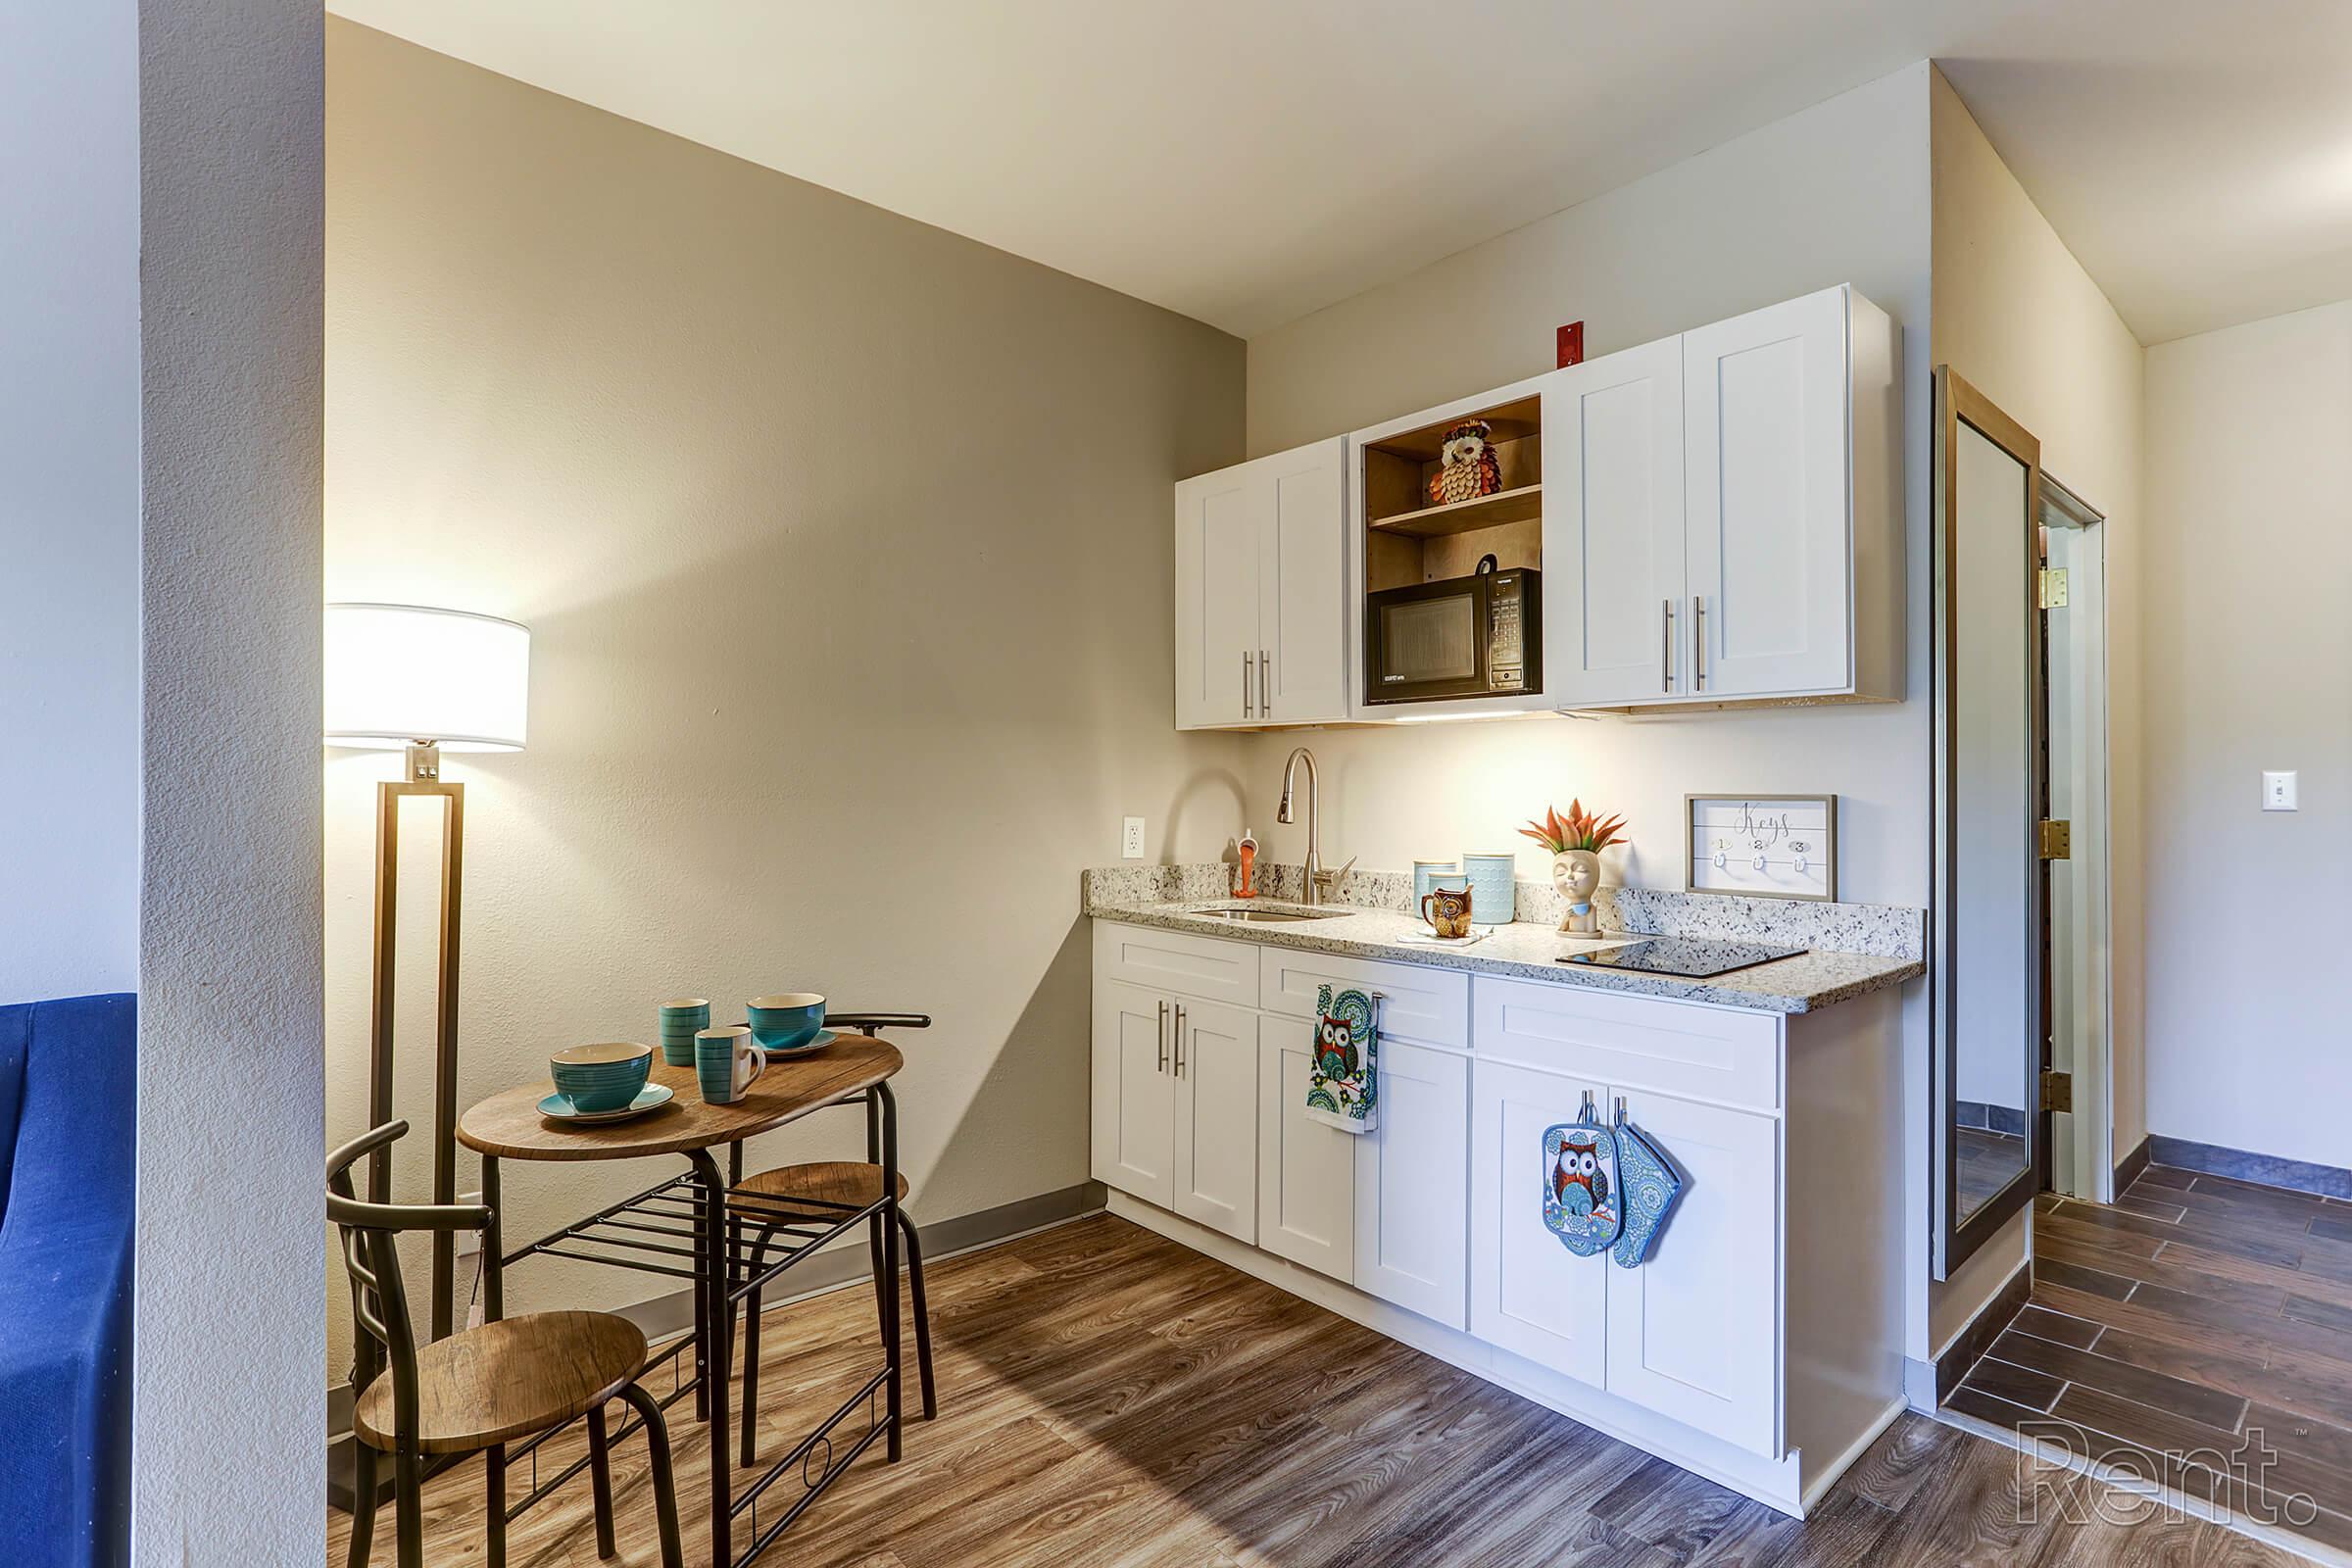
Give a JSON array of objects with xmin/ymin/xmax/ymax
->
[
  {"xmin": 456, "ymin": 1190, "xmax": 483, "ymax": 1255},
  {"xmin": 2263, "ymin": 770, "xmax": 2298, "ymax": 811},
  {"xmin": 1121, "ymin": 816, "xmax": 1146, "ymax": 859}
]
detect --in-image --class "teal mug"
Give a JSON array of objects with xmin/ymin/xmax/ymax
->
[
  {"xmin": 747, "ymin": 992, "xmax": 825, "ymax": 1054},
  {"xmin": 550, "ymin": 1041, "xmax": 652, "ymax": 1113},
  {"xmin": 658, "ymin": 998, "xmax": 710, "ymax": 1066},
  {"xmin": 695, "ymin": 1025, "xmax": 767, "ymax": 1105}
]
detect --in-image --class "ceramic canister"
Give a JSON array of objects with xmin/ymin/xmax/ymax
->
[
  {"xmin": 1412, "ymin": 859, "xmax": 1463, "ymax": 906},
  {"xmin": 1461, "ymin": 853, "xmax": 1517, "ymax": 927}
]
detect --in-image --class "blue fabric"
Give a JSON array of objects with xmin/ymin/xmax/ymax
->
[{"xmin": 0, "ymin": 994, "xmax": 135, "ymax": 1567}]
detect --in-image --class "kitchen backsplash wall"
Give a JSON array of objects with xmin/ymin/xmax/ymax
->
[
  {"xmin": 1237, "ymin": 707, "xmax": 1929, "ymax": 913},
  {"xmin": 1083, "ymin": 863, "xmax": 1924, "ymax": 960}
]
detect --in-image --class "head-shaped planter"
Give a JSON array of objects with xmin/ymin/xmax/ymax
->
[{"xmin": 1553, "ymin": 849, "xmax": 1601, "ymax": 933}]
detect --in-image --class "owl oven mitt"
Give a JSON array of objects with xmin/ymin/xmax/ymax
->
[
  {"xmin": 1542, "ymin": 1102, "xmax": 1622, "ymax": 1256},
  {"xmin": 1304, "ymin": 985, "xmax": 1378, "ymax": 1135}
]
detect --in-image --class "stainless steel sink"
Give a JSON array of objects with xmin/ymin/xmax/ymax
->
[{"xmin": 1185, "ymin": 905, "xmax": 1351, "ymax": 924}]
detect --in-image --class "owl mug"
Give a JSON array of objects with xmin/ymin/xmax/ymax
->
[{"xmin": 1419, "ymin": 884, "xmax": 1475, "ymax": 939}]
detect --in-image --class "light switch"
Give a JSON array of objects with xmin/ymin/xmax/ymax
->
[
  {"xmin": 1121, "ymin": 816, "xmax": 1147, "ymax": 858},
  {"xmin": 2263, "ymin": 771, "xmax": 2298, "ymax": 811}
]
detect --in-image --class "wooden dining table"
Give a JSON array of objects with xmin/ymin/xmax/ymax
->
[{"xmin": 457, "ymin": 1036, "xmax": 906, "ymax": 1568}]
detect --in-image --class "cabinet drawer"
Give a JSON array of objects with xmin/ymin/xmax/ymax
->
[
  {"xmin": 1260, "ymin": 948, "xmax": 1467, "ymax": 1049},
  {"xmin": 1472, "ymin": 977, "xmax": 1781, "ymax": 1112},
  {"xmin": 1094, "ymin": 920, "xmax": 1258, "ymax": 1009}
]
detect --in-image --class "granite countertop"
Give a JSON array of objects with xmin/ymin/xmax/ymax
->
[{"xmin": 1082, "ymin": 865, "xmax": 1924, "ymax": 1014}]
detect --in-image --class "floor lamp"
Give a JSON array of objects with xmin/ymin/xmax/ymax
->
[{"xmin": 325, "ymin": 603, "xmax": 529, "ymax": 1346}]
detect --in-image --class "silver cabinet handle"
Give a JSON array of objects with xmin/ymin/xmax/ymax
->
[
  {"xmin": 1241, "ymin": 651, "xmax": 1252, "ymax": 717},
  {"xmin": 1156, "ymin": 1000, "xmax": 1169, "ymax": 1072},
  {"xmin": 1692, "ymin": 596, "xmax": 1706, "ymax": 692},
  {"xmin": 1258, "ymin": 650, "xmax": 1270, "ymax": 716},
  {"xmin": 1660, "ymin": 599, "xmax": 1676, "ymax": 693},
  {"xmin": 1174, "ymin": 1003, "xmax": 1186, "ymax": 1077}
]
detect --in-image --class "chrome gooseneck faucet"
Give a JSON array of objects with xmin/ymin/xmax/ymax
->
[{"xmin": 1279, "ymin": 747, "xmax": 1336, "ymax": 906}]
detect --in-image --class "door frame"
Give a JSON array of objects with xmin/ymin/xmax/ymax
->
[{"xmin": 2037, "ymin": 474, "xmax": 2113, "ymax": 1201}]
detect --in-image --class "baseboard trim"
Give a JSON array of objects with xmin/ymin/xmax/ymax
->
[
  {"xmin": 2147, "ymin": 1135, "xmax": 2352, "ymax": 1201},
  {"xmin": 2113, "ymin": 1133, "xmax": 2153, "ymax": 1196},
  {"xmin": 1935, "ymin": 1258, "xmax": 2032, "ymax": 1403},
  {"xmin": 327, "ymin": 1179, "xmax": 1104, "ymax": 1507}
]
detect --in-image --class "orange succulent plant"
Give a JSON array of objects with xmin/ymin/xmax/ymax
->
[{"xmin": 1520, "ymin": 800, "xmax": 1627, "ymax": 856}]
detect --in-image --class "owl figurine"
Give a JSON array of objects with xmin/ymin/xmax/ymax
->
[{"xmin": 1429, "ymin": 418, "xmax": 1502, "ymax": 505}]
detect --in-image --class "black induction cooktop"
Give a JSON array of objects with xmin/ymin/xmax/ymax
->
[{"xmin": 1556, "ymin": 936, "xmax": 1806, "ymax": 978}]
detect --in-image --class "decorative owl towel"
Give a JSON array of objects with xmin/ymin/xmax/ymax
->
[
  {"xmin": 1542, "ymin": 1102, "xmax": 1622, "ymax": 1257},
  {"xmin": 1304, "ymin": 985, "xmax": 1377, "ymax": 1135}
]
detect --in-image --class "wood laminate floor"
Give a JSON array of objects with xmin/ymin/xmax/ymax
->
[
  {"xmin": 329, "ymin": 1212, "xmax": 2310, "ymax": 1567},
  {"xmin": 1956, "ymin": 1164, "xmax": 2352, "ymax": 1560}
]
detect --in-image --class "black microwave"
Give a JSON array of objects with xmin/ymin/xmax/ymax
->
[{"xmin": 1364, "ymin": 566, "xmax": 1541, "ymax": 705}]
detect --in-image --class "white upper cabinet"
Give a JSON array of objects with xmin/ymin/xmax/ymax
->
[
  {"xmin": 1175, "ymin": 285, "xmax": 1899, "ymax": 729},
  {"xmin": 1174, "ymin": 437, "xmax": 1347, "ymax": 729},
  {"xmin": 1548, "ymin": 284, "xmax": 1902, "ymax": 710},
  {"xmin": 1685, "ymin": 288, "xmax": 1863, "ymax": 700},
  {"xmin": 1543, "ymin": 338, "xmax": 1688, "ymax": 708}
]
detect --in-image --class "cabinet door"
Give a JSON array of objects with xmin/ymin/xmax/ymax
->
[
  {"xmin": 1256, "ymin": 1022, "xmax": 1354, "ymax": 1279},
  {"xmin": 1469, "ymin": 1058, "xmax": 1609, "ymax": 1387},
  {"xmin": 1173, "ymin": 465, "xmax": 1262, "ymax": 728},
  {"xmin": 1090, "ymin": 981, "xmax": 1175, "ymax": 1206},
  {"xmin": 1542, "ymin": 339, "xmax": 1688, "ymax": 708},
  {"xmin": 1171, "ymin": 997, "xmax": 1258, "ymax": 1243},
  {"xmin": 1604, "ymin": 1088, "xmax": 1781, "ymax": 1456},
  {"xmin": 1255, "ymin": 437, "xmax": 1348, "ymax": 724},
  {"xmin": 1354, "ymin": 1039, "xmax": 1469, "ymax": 1327},
  {"xmin": 1684, "ymin": 286, "xmax": 1851, "ymax": 698}
]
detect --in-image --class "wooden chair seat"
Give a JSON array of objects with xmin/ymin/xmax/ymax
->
[
  {"xmin": 355, "ymin": 1310, "xmax": 647, "ymax": 1455},
  {"xmin": 729, "ymin": 1159, "xmax": 907, "ymax": 1218}
]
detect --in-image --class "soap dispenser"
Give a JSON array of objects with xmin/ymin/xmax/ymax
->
[{"xmin": 1235, "ymin": 829, "xmax": 1258, "ymax": 899}]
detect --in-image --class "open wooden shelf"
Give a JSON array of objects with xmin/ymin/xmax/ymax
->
[{"xmin": 1367, "ymin": 482, "xmax": 1543, "ymax": 539}]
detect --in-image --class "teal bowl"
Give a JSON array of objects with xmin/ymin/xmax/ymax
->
[
  {"xmin": 551, "ymin": 1042, "xmax": 653, "ymax": 1112},
  {"xmin": 747, "ymin": 993, "xmax": 825, "ymax": 1053}
]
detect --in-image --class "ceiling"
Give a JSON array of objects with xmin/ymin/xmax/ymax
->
[{"xmin": 327, "ymin": 1, "xmax": 2352, "ymax": 344}]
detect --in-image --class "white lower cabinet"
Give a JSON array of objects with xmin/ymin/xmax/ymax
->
[
  {"xmin": 1469, "ymin": 1056, "xmax": 1611, "ymax": 1388},
  {"xmin": 1091, "ymin": 977, "xmax": 1257, "ymax": 1243},
  {"xmin": 1467, "ymin": 1055, "xmax": 1782, "ymax": 1456},
  {"xmin": 1091, "ymin": 981, "xmax": 1176, "ymax": 1207},
  {"xmin": 1353, "ymin": 1039, "xmax": 1469, "ymax": 1328},
  {"xmin": 1602, "ymin": 1088, "xmax": 1780, "ymax": 1455},
  {"xmin": 1256, "ymin": 1030, "xmax": 1354, "ymax": 1278},
  {"xmin": 1092, "ymin": 919, "xmax": 1905, "ymax": 1517},
  {"xmin": 1170, "ymin": 997, "xmax": 1258, "ymax": 1243}
]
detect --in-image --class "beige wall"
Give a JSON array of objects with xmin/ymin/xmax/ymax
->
[
  {"xmin": 1929, "ymin": 70, "xmax": 2148, "ymax": 1185},
  {"xmin": 2143, "ymin": 303, "xmax": 2351, "ymax": 1168},
  {"xmin": 1242, "ymin": 65, "xmax": 1951, "ymax": 1358},
  {"xmin": 323, "ymin": 22, "xmax": 1246, "ymax": 1369}
]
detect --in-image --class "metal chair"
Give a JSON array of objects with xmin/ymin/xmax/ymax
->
[
  {"xmin": 329, "ymin": 1121, "xmax": 683, "ymax": 1568},
  {"xmin": 730, "ymin": 1011, "xmax": 936, "ymax": 1466}
]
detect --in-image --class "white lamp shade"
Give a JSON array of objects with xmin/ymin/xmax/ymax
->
[{"xmin": 324, "ymin": 604, "xmax": 529, "ymax": 751}]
